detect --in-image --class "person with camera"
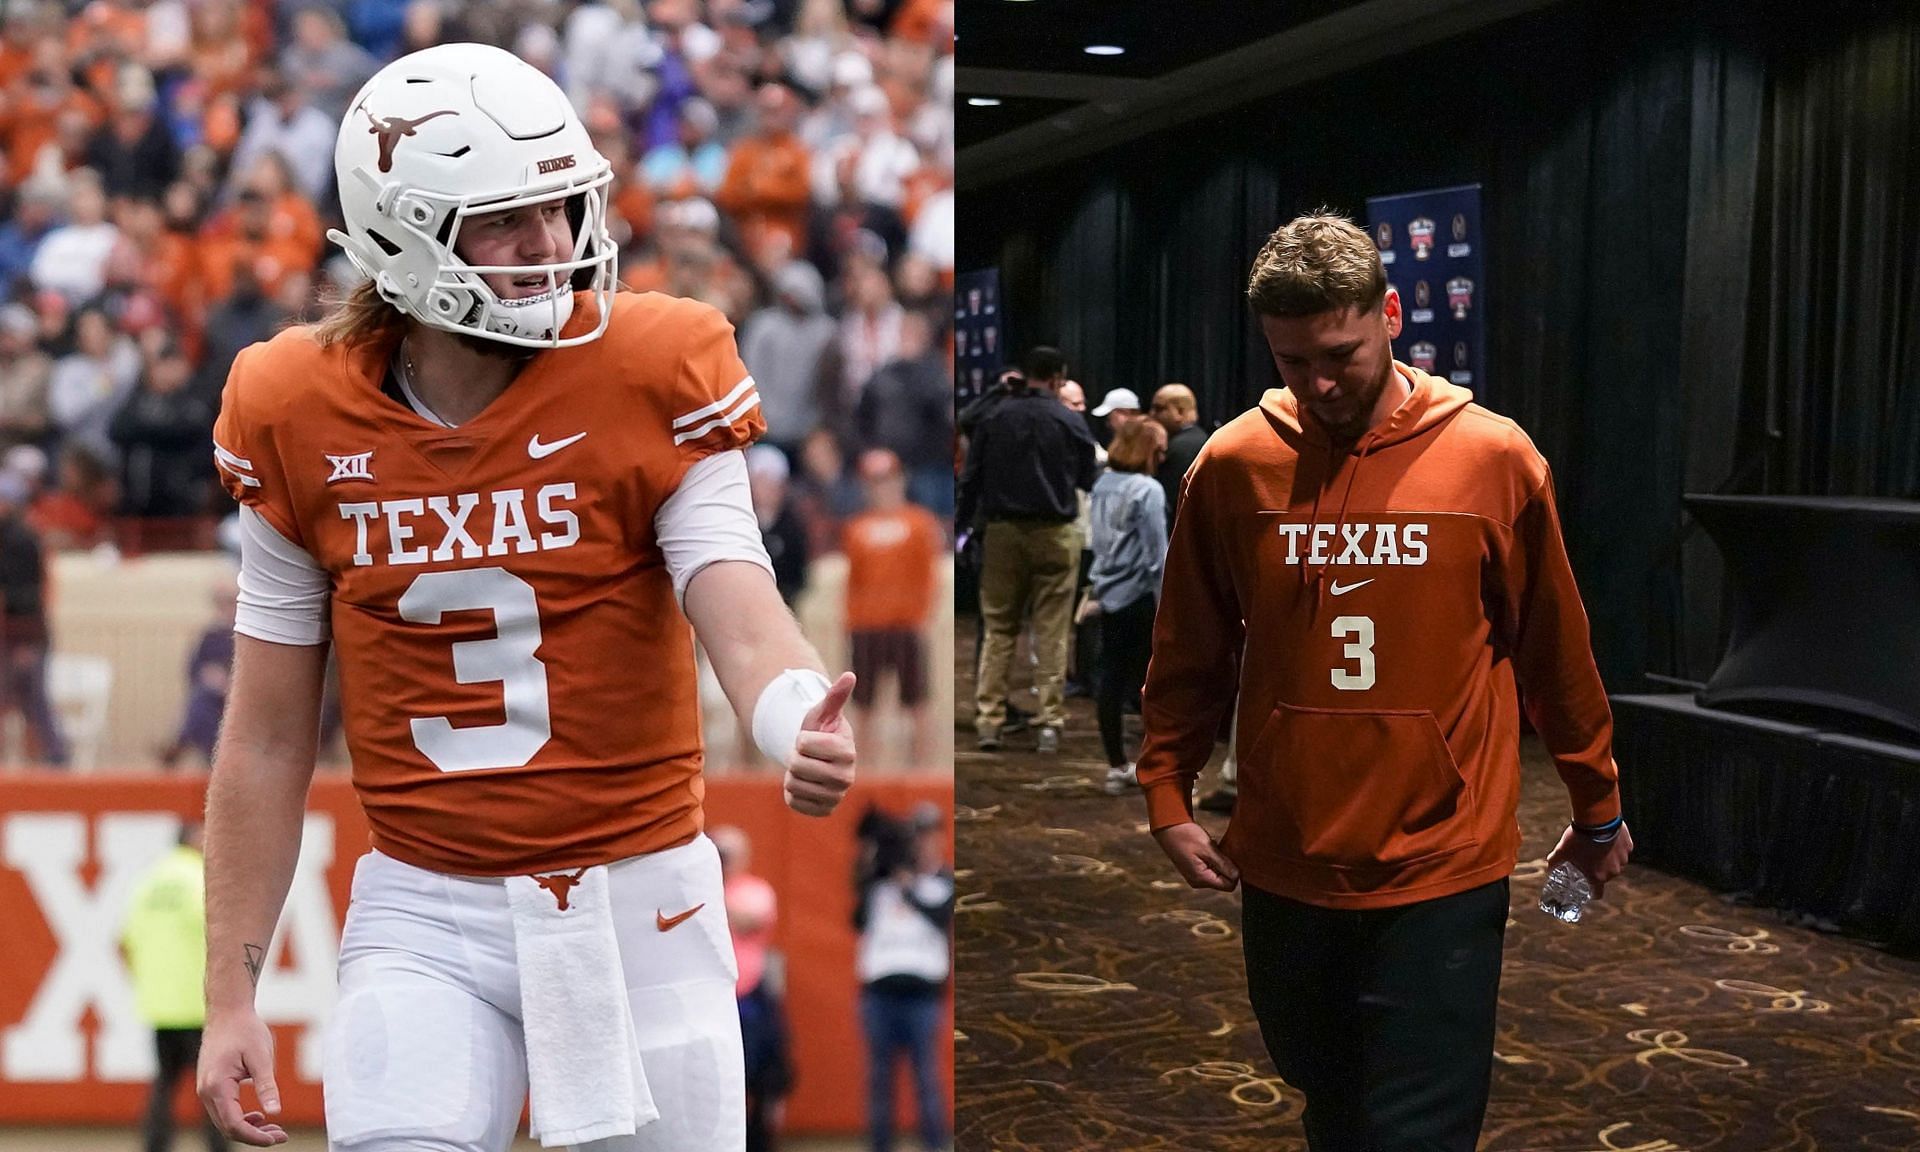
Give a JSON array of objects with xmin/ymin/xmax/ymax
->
[{"xmin": 854, "ymin": 803, "xmax": 954, "ymax": 1152}]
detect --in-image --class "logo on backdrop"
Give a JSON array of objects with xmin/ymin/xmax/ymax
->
[
  {"xmin": 1409, "ymin": 341, "xmax": 1438, "ymax": 371},
  {"xmin": 1414, "ymin": 280, "xmax": 1431, "ymax": 309},
  {"xmin": 1376, "ymin": 221, "xmax": 1393, "ymax": 249},
  {"xmin": 1452, "ymin": 213, "xmax": 1468, "ymax": 242},
  {"xmin": 1455, "ymin": 342, "xmax": 1471, "ymax": 369},
  {"xmin": 1447, "ymin": 276, "xmax": 1475, "ymax": 320},
  {"xmin": 1408, "ymin": 217, "xmax": 1435, "ymax": 260}
]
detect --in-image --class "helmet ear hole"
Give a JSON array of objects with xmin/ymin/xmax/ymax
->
[{"xmin": 367, "ymin": 229, "xmax": 403, "ymax": 257}]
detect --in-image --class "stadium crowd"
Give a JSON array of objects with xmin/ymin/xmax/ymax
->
[{"xmin": 0, "ymin": 0, "xmax": 955, "ymax": 767}]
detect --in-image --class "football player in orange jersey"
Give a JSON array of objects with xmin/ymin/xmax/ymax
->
[{"xmin": 195, "ymin": 45, "xmax": 857, "ymax": 1151}]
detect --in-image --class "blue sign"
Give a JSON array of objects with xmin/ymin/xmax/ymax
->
[
  {"xmin": 1366, "ymin": 185, "xmax": 1484, "ymax": 396},
  {"xmin": 955, "ymin": 268, "xmax": 1001, "ymax": 410}
]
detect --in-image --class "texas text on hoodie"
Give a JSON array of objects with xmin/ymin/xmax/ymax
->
[{"xmin": 1136, "ymin": 365, "xmax": 1620, "ymax": 910}]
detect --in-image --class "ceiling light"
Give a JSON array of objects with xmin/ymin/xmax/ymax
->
[
  {"xmin": 1084, "ymin": 45, "xmax": 1125, "ymax": 56},
  {"xmin": 967, "ymin": 97, "xmax": 1003, "ymax": 107}
]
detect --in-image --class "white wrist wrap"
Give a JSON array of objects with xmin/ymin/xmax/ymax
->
[{"xmin": 753, "ymin": 669, "xmax": 831, "ymax": 767}]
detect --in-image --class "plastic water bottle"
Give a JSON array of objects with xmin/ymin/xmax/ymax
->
[{"xmin": 1538, "ymin": 861, "xmax": 1593, "ymax": 923}]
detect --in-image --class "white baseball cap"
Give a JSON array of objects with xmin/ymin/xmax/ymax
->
[{"xmin": 1091, "ymin": 387, "xmax": 1143, "ymax": 417}]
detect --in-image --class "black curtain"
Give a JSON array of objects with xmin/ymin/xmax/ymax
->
[{"xmin": 959, "ymin": 0, "xmax": 1920, "ymax": 690}]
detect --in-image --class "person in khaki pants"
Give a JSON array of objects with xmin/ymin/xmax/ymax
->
[{"xmin": 958, "ymin": 346, "xmax": 1098, "ymax": 752}]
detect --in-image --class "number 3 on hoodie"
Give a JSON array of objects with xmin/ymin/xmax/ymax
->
[{"xmin": 1331, "ymin": 615, "xmax": 1376, "ymax": 690}]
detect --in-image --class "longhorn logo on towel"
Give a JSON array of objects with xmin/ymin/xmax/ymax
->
[{"xmin": 533, "ymin": 867, "xmax": 589, "ymax": 911}]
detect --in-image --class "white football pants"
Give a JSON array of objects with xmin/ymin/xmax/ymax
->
[{"xmin": 323, "ymin": 835, "xmax": 745, "ymax": 1152}]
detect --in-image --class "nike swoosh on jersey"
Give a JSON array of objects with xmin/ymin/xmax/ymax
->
[
  {"xmin": 528, "ymin": 432, "xmax": 587, "ymax": 459},
  {"xmin": 656, "ymin": 903, "xmax": 705, "ymax": 932},
  {"xmin": 1329, "ymin": 578, "xmax": 1376, "ymax": 596}
]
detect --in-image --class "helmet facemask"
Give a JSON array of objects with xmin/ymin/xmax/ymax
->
[{"xmin": 346, "ymin": 163, "xmax": 618, "ymax": 350}]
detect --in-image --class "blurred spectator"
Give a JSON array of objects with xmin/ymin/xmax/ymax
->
[
  {"xmin": 747, "ymin": 442, "xmax": 809, "ymax": 604},
  {"xmin": 595, "ymin": 127, "xmax": 657, "ymax": 250},
  {"xmin": 195, "ymin": 259, "xmax": 287, "ymax": 396},
  {"xmin": 3, "ymin": 36, "xmax": 102, "ymax": 187},
  {"xmin": 122, "ymin": 821, "xmax": 227, "ymax": 1152},
  {"xmin": 0, "ymin": 303, "xmax": 51, "ymax": 451},
  {"xmin": 640, "ymin": 95, "xmax": 728, "ymax": 199},
  {"xmin": 905, "ymin": 140, "xmax": 951, "ymax": 279},
  {"xmin": 812, "ymin": 83, "xmax": 915, "ymax": 214},
  {"xmin": 790, "ymin": 426, "xmax": 861, "ymax": 556},
  {"xmin": 158, "ymin": 573, "xmax": 236, "ymax": 769},
  {"xmin": 197, "ymin": 183, "xmax": 318, "ymax": 310},
  {"xmin": 0, "ymin": 469, "xmax": 66, "ymax": 765},
  {"xmin": 854, "ymin": 801, "xmax": 952, "ymax": 1152},
  {"xmin": 716, "ymin": 81, "xmax": 810, "ymax": 270},
  {"xmin": 29, "ymin": 167, "xmax": 119, "ymax": 305},
  {"xmin": 48, "ymin": 304, "xmax": 141, "ymax": 465},
  {"xmin": 30, "ymin": 442, "xmax": 117, "ymax": 551},
  {"xmin": 227, "ymin": 68, "xmax": 334, "ymax": 202},
  {"xmin": 0, "ymin": 171, "xmax": 66, "ymax": 302},
  {"xmin": 713, "ymin": 825, "xmax": 793, "ymax": 1152},
  {"xmin": 838, "ymin": 244, "xmax": 902, "ymax": 410},
  {"xmin": 842, "ymin": 449, "xmax": 941, "ymax": 767},
  {"xmin": 741, "ymin": 258, "xmax": 838, "ymax": 457},
  {"xmin": 891, "ymin": 249, "xmax": 942, "ymax": 314},
  {"xmin": 855, "ymin": 309, "xmax": 952, "ymax": 517},
  {"xmin": 84, "ymin": 65, "xmax": 179, "ymax": 201},
  {"xmin": 279, "ymin": 6, "xmax": 379, "ymax": 122},
  {"xmin": 111, "ymin": 333, "xmax": 214, "ymax": 517}
]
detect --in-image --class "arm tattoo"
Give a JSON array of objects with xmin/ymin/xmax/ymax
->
[{"xmin": 243, "ymin": 943, "xmax": 267, "ymax": 988}]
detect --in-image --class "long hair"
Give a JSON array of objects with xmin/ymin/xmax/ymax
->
[{"xmin": 309, "ymin": 278, "xmax": 409, "ymax": 349}]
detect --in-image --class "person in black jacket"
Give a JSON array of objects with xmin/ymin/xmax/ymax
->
[
  {"xmin": 112, "ymin": 335, "xmax": 215, "ymax": 518},
  {"xmin": 1150, "ymin": 382, "xmax": 1210, "ymax": 530},
  {"xmin": 958, "ymin": 346, "xmax": 1098, "ymax": 753},
  {"xmin": 855, "ymin": 311, "xmax": 953, "ymax": 517},
  {"xmin": 0, "ymin": 472, "xmax": 65, "ymax": 766}
]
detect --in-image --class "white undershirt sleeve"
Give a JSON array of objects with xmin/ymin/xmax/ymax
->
[
  {"xmin": 235, "ymin": 506, "xmax": 331, "ymax": 645},
  {"xmin": 657, "ymin": 450, "xmax": 775, "ymax": 606}
]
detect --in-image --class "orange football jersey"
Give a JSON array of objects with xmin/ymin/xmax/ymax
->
[{"xmin": 213, "ymin": 292, "xmax": 765, "ymax": 876}]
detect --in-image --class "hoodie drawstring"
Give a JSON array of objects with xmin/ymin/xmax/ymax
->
[{"xmin": 1304, "ymin": 432, "xmax": 1378, "ymax": 615}]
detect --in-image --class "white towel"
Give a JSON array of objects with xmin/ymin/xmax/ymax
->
[{"xmin": 505, "ymin": 865, "xmax": 659, "ymax": 1147}]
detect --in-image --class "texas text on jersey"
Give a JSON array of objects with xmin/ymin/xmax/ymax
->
[{"xmin": 213, "ymin": 290, "xmax": 764, "ymax": 876}]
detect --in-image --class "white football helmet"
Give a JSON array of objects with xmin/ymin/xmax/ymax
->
[{"xmin": 326, "ymin": 43, "xmax": 617, "ymax": 348}]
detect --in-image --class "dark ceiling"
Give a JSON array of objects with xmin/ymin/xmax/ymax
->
[
  {"xmin": 956, "ymin": 0, "xmax": 1365, "ymax": 148},
  {"xmin": 959, "ymin": 0, "xmax": 1362, "ymax": 78},
  {"xmin": 956, "ymin": 0, "xmax": 1564, "ymax": 188}
]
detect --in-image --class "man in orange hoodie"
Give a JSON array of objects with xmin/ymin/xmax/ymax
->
[{"xmin": 1137, "ymin": 213, "xmax": 1634, "ymax": 1151}]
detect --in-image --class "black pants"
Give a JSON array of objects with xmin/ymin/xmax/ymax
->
[
  {"xmin": 146, "ymin": 1028, "xmax": 228, "ymax": 1152},
  {"xmin": 1095, "ymin": 595, "xmax": 1155, "ymax": 767},
  {"xmin": 1240, "ymin": 878, "xmax": 1509, "ymax": 1152}
]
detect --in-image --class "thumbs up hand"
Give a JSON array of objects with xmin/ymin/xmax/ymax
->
[{"xmin": 786, "ymin": 672, "xmax": 857, "ymax": 816}]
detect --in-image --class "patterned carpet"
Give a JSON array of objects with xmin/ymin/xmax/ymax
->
[{"xmin": 954, "ymin": 623, "xmax": 1920, "ymax": 1151}]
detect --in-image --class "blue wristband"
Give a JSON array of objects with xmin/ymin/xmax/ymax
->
[{"xmin": 1573, "ymin": 815, "xmax": 1622, "ymax": 843}]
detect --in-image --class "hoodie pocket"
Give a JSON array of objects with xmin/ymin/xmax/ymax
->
[{"xmin": 1241, "ymin": 701, "xmax": 1475, "ymax": 870}]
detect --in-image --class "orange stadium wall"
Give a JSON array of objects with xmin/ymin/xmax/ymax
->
[{"xmin": 0, "ymin": 774, "xmax": 952, "ymax": 1134}]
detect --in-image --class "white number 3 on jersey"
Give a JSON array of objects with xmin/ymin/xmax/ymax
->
[
  {"xmin": 1331, "ymin": 615, "xmax": 1377, "ymax": 691},
  {"xmin": 398, "ymin": 567, "xmax": 553, "ymax": 771}
]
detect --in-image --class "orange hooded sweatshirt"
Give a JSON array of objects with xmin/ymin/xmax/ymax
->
[{"xmin": 1137, "ymin": 364, "xmax": 1620, "ymax": 909}]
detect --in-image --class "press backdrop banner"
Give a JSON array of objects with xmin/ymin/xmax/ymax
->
[
  {"xmin": 955, "ymin": 267, "xmax": 1002, "ymax": 410},
  {"xmin": 1366, "ymin": 184, "xmax": 1485, "ymax": 394}
]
